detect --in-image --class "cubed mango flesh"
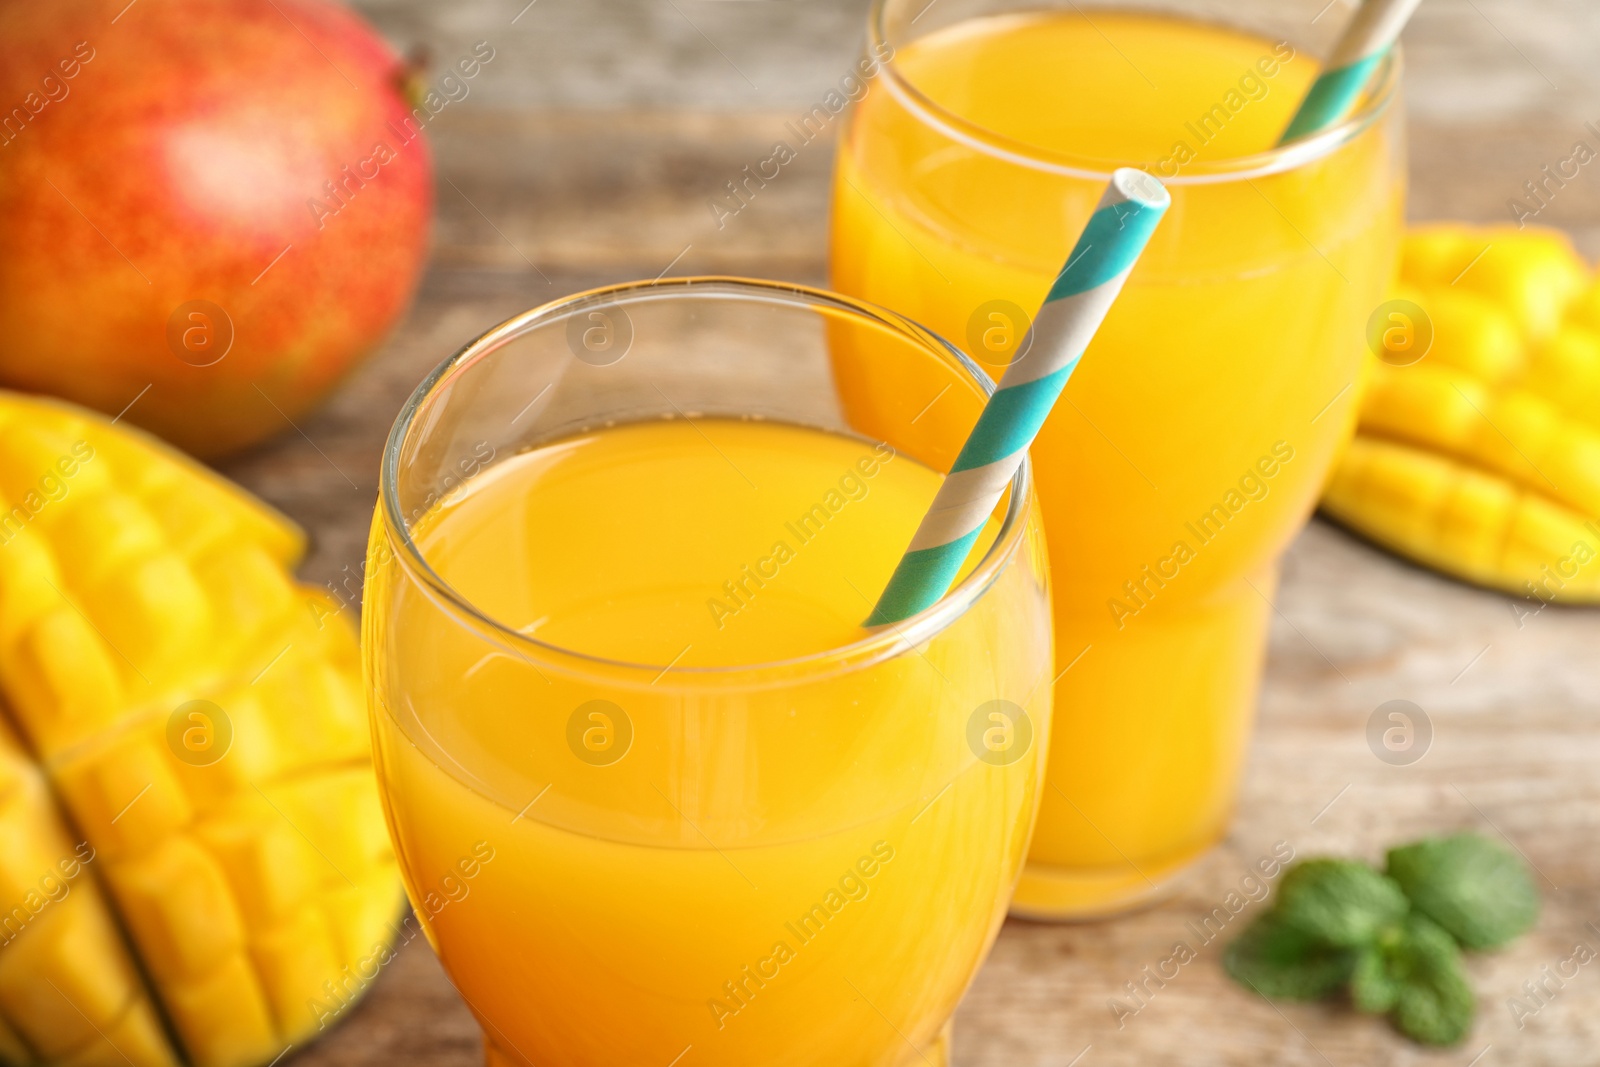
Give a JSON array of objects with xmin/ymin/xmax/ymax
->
[
  {"xmin": 1324, "ymin": 224, "xmax": 1600, "ymax": 603},
  {"xmin": 0, "ymin": 392, "xmax": 400, "ymax": 1067}
]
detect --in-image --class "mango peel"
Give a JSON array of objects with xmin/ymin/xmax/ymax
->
[{"xmin": 0, "ymin": 391, "xmax": 400, "ymax": 1067}]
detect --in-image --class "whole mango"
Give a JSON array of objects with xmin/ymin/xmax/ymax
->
[
  {"xmin": 1323, "ymin": 224, "xmax": 1600, "ymax": 606},
  {"xmin": 0, "ymin": 391, "xmax": 400, "ymax": 1067},
  {"xmin": 0, "ymin": 0, "xmax": 434, "ymax": 458}
]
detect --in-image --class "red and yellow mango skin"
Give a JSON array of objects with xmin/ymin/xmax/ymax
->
[{"xmin": 0, "ymin": 0, "xmax": 434, "ymax": 458}]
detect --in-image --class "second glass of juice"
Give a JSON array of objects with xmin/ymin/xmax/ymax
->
[
  {"xmin": 831, "ymin": 0, "xmax": 1404, "ymax": 916},
  {"xmin": 363, "ymin": 279, "xmax": 1053, "ymax": 1065}
]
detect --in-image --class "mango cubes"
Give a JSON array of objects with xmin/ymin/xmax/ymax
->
[
  {"xmin": 0, "ymin": 391, "xmax": 400, "ymax": 1067},
  {"xmin": 1323, "ymin": 224, "xmax": 1600, "ymax": 606}
]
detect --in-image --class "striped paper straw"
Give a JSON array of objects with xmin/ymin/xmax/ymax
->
[
  {"xmin": 865, "ymin": 168, "xmax": 1170, "ymax": 628},
  {"xmin": 1278, "ymin": 0, "xmax": 1423, "ymax": 143}
]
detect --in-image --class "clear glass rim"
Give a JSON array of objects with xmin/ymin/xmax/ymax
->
[
  {"xmin": 378, "ymin": 276, "xmax": 1036, "ymax": 684},
  {"xmin": 869, "ymin": 0, "xmax": 1402, "ymax": 185}
]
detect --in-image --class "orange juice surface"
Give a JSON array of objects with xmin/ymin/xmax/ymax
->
[
  {"xmin": 832, "ymin": 10, "xmax": 1402, "ymax": 913},
  {"xmin": 365, "ymin": 419, "xmax": 1051, "ymax": 1066}
]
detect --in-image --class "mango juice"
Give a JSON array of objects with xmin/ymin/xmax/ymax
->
[
  {"xmin": 363, "ymin": 418, "xmax": 1052, "ymax": 1066},
  {"xmin": 830, "ymin": 9, "xmax": 1404, "ymax": 914}
]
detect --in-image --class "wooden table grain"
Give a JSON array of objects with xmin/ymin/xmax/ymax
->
[{"xmin": 224, "ymin": 2, "xmax": 1600, "ymax": 1063}]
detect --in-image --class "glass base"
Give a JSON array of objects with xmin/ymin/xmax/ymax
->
[
  {"xmin": 485, "ymin": 1019, "xmax": 954, "ymax": 1066},
  {"xmin": 1010, "ymin": 841, "xmax": 1215, "ymax": 921}
]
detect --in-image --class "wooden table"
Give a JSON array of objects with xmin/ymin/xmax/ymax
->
[{"xmin": 225, "ymin": 1, "xmax": 1600, "ymax": 1063}]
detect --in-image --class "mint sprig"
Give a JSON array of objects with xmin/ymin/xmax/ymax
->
[
  {"xmin": 1387, "ymin": 833, "xmax": 1540, "ymax": 949},
  {"xmin": 1223, "ymin": 912, "xmax": 1356, "ymax": 1000},
  {"xmin": 1350, "ymin": 913, "xmax": 1476, "ymax": 1044},
  {"xmin": 1275, "ymin": 859, "xmax": 1410, "ymax": 947},
  {"xmin": 1224, "ymin": 833, "xmax": 1538, "ymax": 1046}
]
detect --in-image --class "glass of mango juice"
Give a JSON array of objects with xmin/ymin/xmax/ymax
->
[
  {"xmin": 830, "ymin": 0, "xmax": 1405, "ymax": 917},
  {"xmin": 363, "ymin": 278, "xmax": 1053, "ymax": 1066}
]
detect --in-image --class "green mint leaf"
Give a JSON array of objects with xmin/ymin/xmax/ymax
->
[
  {"xmin": 1387, "ymin": 914, "xmax": 1475, "ymax": 1045},
  {"xmin": 1385, "ymin": 832, "xmax": 1539, "ymax": 950},
  {"xmin": 1275, "ymin": 858, "xmax": 1410, "ymax": 947},
  {"xmin": 1223, "ymin": 911, "xmax": 1356, "ymax": 1001},
  {"xmin": 1350, "ymin": 940, "xmax": 1401, "ymax": 1013}
]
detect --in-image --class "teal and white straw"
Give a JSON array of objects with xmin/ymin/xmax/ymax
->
[
  {"xmin": 1278, "ymin": 0, "xmax": 1422, "ymax": 143},
  {"xmin": 865, "ymin": 168, "xmax": 1170, "ymax": 628}
]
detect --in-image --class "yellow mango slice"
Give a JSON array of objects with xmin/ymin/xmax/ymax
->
[
  {"xmin": 0, "ymin": 393, "xmax": 304, "ymax": 567},
  {"xmin": 1328, "ymin": 222, "xmax": 1600, "ymax": 604},
  {"xmin": 1362, "ymin": 363, "xmax": 1600, "ymax": 523},
  {"xmin": 1565, "ymin": 274, "xmax": 1600, "ymax": 334},
  {"xmin": 1402, "ymin": 224, "xmax": 1587, "ymax": 340},
  {"xmin": 0, "ymin": 391, "xmax": 401, "ymax": 1067},
  {"xmin": 1399, "ymin": 225, "xmax": 1481, "ymax": 286},
  {"xmin": 1411, "ymin": 286, "xmax": 1525, "ymax": 384},
  {"xmin": 1324, "ymin": 437, "xmax": 1600, "ymax": 602},
  {"xmin": 1523, "ymin": 323, "xmax": 1600, "ymax": 434},
  {"xmin": 0, "ymin": 720, "xmax": 178, "ymax": 1067}
]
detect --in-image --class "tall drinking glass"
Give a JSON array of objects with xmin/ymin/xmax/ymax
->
[
  {"xmin": 363, "ymin": 279, "xmax": 1053, "ymax": 1065},
  {"xmin": 830, "ymin": 0, "xmax": 1405, "ymax": 917}
]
